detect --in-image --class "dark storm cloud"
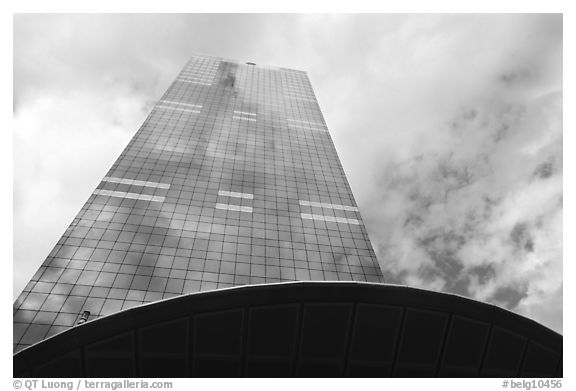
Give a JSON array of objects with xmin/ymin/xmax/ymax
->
[{"xmin": 13, "ymin": 14, "xmax": 562, "ymax": 333}]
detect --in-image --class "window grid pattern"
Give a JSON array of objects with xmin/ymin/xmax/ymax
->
[{"xmin": 13, "ymin": 55, "xmax": 384, "ymax": 353}]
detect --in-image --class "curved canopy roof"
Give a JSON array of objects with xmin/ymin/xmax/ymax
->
[{"xmin": 14, "ymin": 282, "xmax": 562, "ymax": 378}]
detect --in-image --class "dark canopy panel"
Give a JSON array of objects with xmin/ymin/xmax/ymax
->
[{"xmin": 14, "ymin": 282, "xmax": 562, "ymax": 378}]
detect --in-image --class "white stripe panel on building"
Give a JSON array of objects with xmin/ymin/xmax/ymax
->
[
  {"xmin": 233, "ymin": 116, "xmax": 257, "ymax": 122},
  {"xmin": 156, "ymin": 105, "xmax": 201, "ymax": 114},
  {"xmin": 103, "ymin": 177, "xmax": 171, "ymax": 189},
  {"xmin": 233, "ymin": 111, "xmax": 257, "ymax": 116},
  {"xmin": 215, "ymin": 204, "xmax": 253, "ymax": 213},
  {"xmin": 93, "ymin": 189, "xmax": 165, "ymax": 203},
  {"xmin": 287, "ymin": 118, "xmax": 326, "ymax": 128},
  {"xmin": 176, "ymin": 79, "xmax": 212, "ymax": 86},
  {"xmin": 178, "ymin": 74, "xmax": 215, "ymax": 82},
  {"xmin": 159, "ymin": 100, "xmax": 202, "ymax": 108},
  {"xmin": 180, "ymin": 71, "xmax": 217, "ymax": 77},
  {"xmin": 299, "ymin": 200, "xmax": 359, "ymax": 212},
  {"xmin": 300, "ymin": 213, "xmax": 360, "ymax": 225},
  {"xmin": 218, "ymin": 190, "xmax": 254, "ymax": 199},
  {"xmin": 284, "ymin": 90, "xmax": 316, "ymax": 99},
  {"xmin": 287, "ymin": 123, "xmax": 327, "ymax": 132},
  {"xmin": 177, "ymin": 77, "xmax": 213, "ymax": 84}
]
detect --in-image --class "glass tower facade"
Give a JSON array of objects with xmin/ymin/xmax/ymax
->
[{"xmin": 13, "ymin": 55, "xmax": 384, "ymax": 353}]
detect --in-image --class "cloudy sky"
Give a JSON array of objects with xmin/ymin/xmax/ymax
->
[{"xmin": 13, "ymin": 14, "xmax": 563, "ymax": 333}]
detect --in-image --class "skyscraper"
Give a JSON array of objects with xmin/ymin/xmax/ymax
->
[
  {"xmin": 13, "ymin": 55, "xmax": 561, "ymax": 379},
  {"xmin": 14, "ymin": 54, "xmax": 384, "ymax": 353}
]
